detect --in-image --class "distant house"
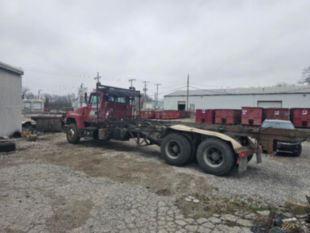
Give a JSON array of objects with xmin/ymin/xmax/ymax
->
[
  {"xmin": 0, "ymin": 61, "xmax": 24, "ymax": 137},
  {"xmin": 23, "ymin": 99, "xmax": 44, "ymax": 113}
]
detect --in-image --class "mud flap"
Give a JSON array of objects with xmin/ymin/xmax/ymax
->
[
  {"xmin": 238, "ymin": 158, "xmax": 248, "ymax": 174},
  {"xmin": 256, "ymin": 145, "xmax": 263, "ymax": 164}
]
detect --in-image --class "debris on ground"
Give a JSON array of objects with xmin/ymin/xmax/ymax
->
[
  {"xmin": 0, "ymin": 140, "xmax": 16, "ymax": 152},
  {"xmin": 21, "ymin": 130, "xmax": 38, "ymax": 141}
]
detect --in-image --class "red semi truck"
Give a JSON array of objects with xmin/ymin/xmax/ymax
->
[{"xmin": 64, "ymin": 82, "xmax": 309, "ymax": 176}]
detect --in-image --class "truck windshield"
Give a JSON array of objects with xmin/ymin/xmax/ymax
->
[{"xmin": 89, "ymin": 95, "xmax": 99, "ymax": 106}]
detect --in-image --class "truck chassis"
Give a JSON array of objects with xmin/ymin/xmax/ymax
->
[{"xmin": 66, "ymin": 118, "xmax": 262, "ymax": 176}]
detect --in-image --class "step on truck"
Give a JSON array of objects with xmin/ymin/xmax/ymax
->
[{"xmin": 64, "ymin": 82, "xmax": 310, "ymax": 176}]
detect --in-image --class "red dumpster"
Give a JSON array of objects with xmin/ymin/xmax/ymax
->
[
  {"xmin": 290, "ymin": 108, "xmax": 310, "ymax": 128},
  {"xmin": 160, "ymin": 110, "xmax": 181, "ymax": 119},
  {"xmin": 155, "ymin": 111, "xmax": 162, "ymax": 119},
  {"xmin": 215, "ymin": 109, "xmax": 241, "ymax": 125},
  {"xmin": 139, "ymin": 110, "xmax": 155, "ymax": 119},
  {"xmin": 264, "ymin": 108, "xmax": 289, "ymax": 120},
  {"xmin": 196, "ymin": 109, "xmax": 205, "ymax": 124},
  {"xmin": 205, "ymin": 110, "xmax": 215, "ymax": 125},
  {"xmin": 241, "ymin": 107, "xmax": 264, "ymax": 126},
  {"xmin": 180, "ymin": 111, "xmax": 190, "ymax": 118}
]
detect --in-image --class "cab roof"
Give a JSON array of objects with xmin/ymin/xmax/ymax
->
[{"xmin": 96, "ymin": 83, "xmax": 141, "ymax": 97}]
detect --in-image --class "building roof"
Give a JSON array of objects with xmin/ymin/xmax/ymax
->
[
  {"xmin": 0, "ymin": 61, "xmax": 24, "ymax": 75},
  {"xmin": 165, "ymin": 85, "xmax": 310, "ymax": 97}
]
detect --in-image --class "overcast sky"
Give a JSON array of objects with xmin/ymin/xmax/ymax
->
[{"xmin": 1, "ymin": 0, "xmax": 310, "ymax": 97}]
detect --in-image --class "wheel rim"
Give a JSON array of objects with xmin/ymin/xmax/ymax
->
[
  {"xmin": 165, "ymin": 140, "xmax": 181, "ymax": 159},
  {"xmin": 67, "ymin": 128, "xmax": 75, "ymax": 140},
  {"xmin": 203, "ymin": 147, "xmax": 224, "ymax": 168}
]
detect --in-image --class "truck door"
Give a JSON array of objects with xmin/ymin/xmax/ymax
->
[{"xmin": 87, "ymin": 94, "xmax": 101, "ymax": 123}]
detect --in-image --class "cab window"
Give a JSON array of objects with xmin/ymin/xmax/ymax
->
[
  {"xmin": 107, "ymin": 95, "xmax": 126, "ymax": 104},
  {"xmin": 89, "ymin": 95, "xmax": 99, "ymax": 107},
  {"xmin": 107, "ymin": 95, "xmax": 115, "ymax": 102},
  {"xmin": 115, "ymin": 97, "xmax": 126, "ymax": 104}
]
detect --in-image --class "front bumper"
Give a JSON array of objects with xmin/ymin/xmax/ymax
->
[{"xmin": 276, "ymin": 141, "xmax": 301, "ymax": 154}]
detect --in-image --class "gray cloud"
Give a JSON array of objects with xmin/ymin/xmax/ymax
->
[{"xmin": 0, "ymin": 0, "xmax": 309, "ymax": 96}]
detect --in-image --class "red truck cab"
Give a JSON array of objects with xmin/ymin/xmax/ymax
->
[{"xmin": 65, "ymin": 83, "xmax": 141, "ymax": 142}]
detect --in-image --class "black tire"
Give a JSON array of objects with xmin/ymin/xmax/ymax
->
[
  {"xmin": 294, "ymin": 144, "xmax": 302, "ymax": 157},
  {"xmin": 160, "ymin": 133, "xmax": 192, "ymax": 166},
  {"xmin": 0, "ymin": 141, "xmax": 16, "ymax": 152},
  {"xmin": 66, "ymin": 124, "xmax": 80, "ymax": 144},
  {"xmin": 196, "ymin": 138, "xmax": 236, "ymax": 176}
]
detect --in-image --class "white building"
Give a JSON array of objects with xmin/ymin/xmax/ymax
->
[
  {"xmin": 23, "ymin": 99, "xmax": 44, "ymax": 113},
  {"xmin": 164, "ymin": 86, "xmax": 310, "ymax": 111},
  {"xmin": 0, "ymin": 61, "xmax": 24, "ymax": 137}
]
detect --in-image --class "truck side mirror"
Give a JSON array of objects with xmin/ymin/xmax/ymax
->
[{"xmin": 84, "ymin": 93, "xmax": 88, "ymax": 104}]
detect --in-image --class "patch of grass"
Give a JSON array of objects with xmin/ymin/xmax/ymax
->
[
  {"xmin": 285, "ymin": 201, "xmax": 310, "ymax": 215},
  {"xmin": 156, "ymin": 189, "xmax": 172, "ymax": 196},
  {"xmin": 175, "ymin": 193, "xmax": 269, "ymax": 219}
]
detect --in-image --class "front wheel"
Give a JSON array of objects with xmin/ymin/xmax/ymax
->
[
  {"xmin": 294, "ymin": 144, "xmax": 302, "ymax": 157},
  {"xmin": 160, "ymin": 133, "xmax": 192, "ymax": 166},
  {"xmin": 66, "ymin": 124, "xmax": 80, "ymax": 144},
  {"xmin": 196, "ymin": 138, "xmax": 236, "ymax": 176}
]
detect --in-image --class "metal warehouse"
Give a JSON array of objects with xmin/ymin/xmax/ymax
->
[
  {"xmin": 164, "ymin": 86, "xmax": 310, "ymax": 111},
  {"xmin": 0, "ymin": 61, "xmax": 24, "ymax": 137}
]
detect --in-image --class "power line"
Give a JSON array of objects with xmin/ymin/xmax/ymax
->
[{"xmin": 158, "ymin": 86, "xmax": 187, "ymax": 95}]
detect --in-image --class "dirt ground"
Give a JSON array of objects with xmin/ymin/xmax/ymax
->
[{"xmin": 0, "ymin": 133, "xmax": 309, "ymax": 233}]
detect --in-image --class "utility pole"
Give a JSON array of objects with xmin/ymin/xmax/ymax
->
[
  {"xmin": 155, "ymin": 83, "xmax": 161, "ymax": 109},
  {"xmin": 94, "ymin": 72, "xmax": 101, "ymax": 84},
  {"xmin": 128, "ymin": 79, "xmax": 136, "ymax": 88},
  {"xmin": 143, "ymin": 81, "xmax": 149, "ymax": 99},
  {"xmin": 186, "ymin": 74, "xmax": 190, "ymax": 111},
  {"xmin": 37, "ymin": 89, "xmax": 42, "ymax": 99}
]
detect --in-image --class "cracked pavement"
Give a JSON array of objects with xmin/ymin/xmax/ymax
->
[{"xmin": 0, "ymin": 134, "xmax": 309, "ymax": 233}]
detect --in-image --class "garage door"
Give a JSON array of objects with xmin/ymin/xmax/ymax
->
[{"xmin": 257, "ymin": 101, "xmax": 282, "ymax": 108}]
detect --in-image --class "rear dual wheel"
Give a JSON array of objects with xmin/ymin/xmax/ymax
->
[
  {"xmin": 160, "ymin": 134, "xmax": 236, "ymax": 176},
  {"xmin": 160, "ymin": 133, "xmax": 192, "ymax": 166},
  {"xmin": 196, "ymin": 138, "xmax": 236, "ymax": 176}
]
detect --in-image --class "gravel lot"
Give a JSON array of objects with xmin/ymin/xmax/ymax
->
[{"xmin": 0, "ymin": 133, "xmax": 309, "ymax": 233}]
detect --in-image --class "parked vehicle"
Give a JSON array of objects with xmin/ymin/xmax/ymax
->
[
  {"xmin": 64, "ymin": 82, "xmax": 264, "ymax": 176},
  {"xmin": 261, "ymin": 119, "xmax": 302, "ymax": 156}
]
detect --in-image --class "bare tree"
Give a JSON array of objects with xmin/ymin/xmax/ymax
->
[
  {"xmin": 301, "ymin": 67, "xmax": 310, "ymax": 85},
  {"xmin": 22, "ymin": 87, "xmax": 35, "ymax": 99},
  {"xmin": 43, "ymin": 93, "xmax": 75, "ymax": 112}
]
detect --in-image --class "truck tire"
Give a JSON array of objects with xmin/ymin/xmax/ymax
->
[
  {"xmin": 66, "ymin": 124, "xmax": 80, "ymax": 144},
  {"xmin": 294, "ymin": 144, "xmax": 302, "ymax": 157},
  {"xmin": 0, "ymin": 141, "xmax": 16, "ymax": 152},
  {"xmin": 160, "ymin": 133, "xmax": 192, "ymax": 166},
  {"xmin": 196, "ymin": 138, "xmax": 235, "ymax": 176}
]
